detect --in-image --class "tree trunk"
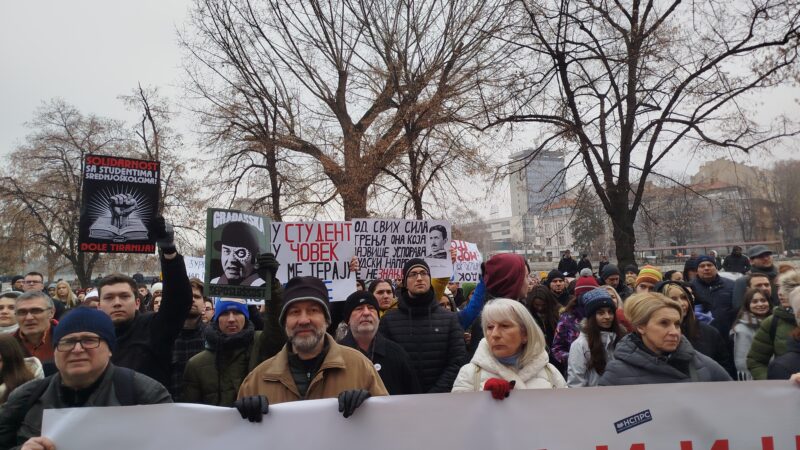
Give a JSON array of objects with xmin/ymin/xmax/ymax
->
[
  {"xmin": 606, "ymin": 187, "xmax": 637, "ymax": 268},
  {"xmin": 341, "ymin": 183, "xmax": 370, "ymax": 220},
  {"xmin": 265, "ymin": 145, "xmax": 282, "ymax": 222}
]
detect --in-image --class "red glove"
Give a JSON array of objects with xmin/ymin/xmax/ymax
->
[{"xmin": 483, "ymin": 378, "xmax": 515, "ymax": 400}]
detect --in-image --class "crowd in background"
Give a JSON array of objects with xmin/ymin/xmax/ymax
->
[{"xmin": 1, "ymin": 227, "xmax": 799, "ymax": 450}]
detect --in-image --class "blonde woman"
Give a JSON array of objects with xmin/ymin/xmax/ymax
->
[
  {"xmin": 54, "ymin": 281, "xmax": 79, "ymax": 309},
  {"xmin": 599, "ymin": 293, "xmax": 731, "ymax": 385},
  {"xmin": 452, "ymin": 298, "xmax": 566, "ymax": 398}
]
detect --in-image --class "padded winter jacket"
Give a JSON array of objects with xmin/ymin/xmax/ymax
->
[
  {"xmin": 598, "ymin": 334, "xmax": 731, "ymax": 386},
  {"xmin": 747, "ymin": 306, "xmax": 797, "ymax": 380},
  {"xmin": 379, "ymin": 289, "xmax": 466, "ymax": 393},
  {"xmin": 452, "ymin": 338, "xmax": 566, "ymax": 391},
  {"xmin": 691, "ymin": 275, "xmax": 736, "ymax": 337}
]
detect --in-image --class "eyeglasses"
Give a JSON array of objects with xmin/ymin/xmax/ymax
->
[
  {"xmin": 56, "ymin": 336, "xmax": 102, "ymax": 352},
  {"xmin": 407, "ymin": 270, "xmax": 429, "ymax": 279},
  {"xmin": 15, "ymin": 307, "xmax": 52, "ymax": 317}
]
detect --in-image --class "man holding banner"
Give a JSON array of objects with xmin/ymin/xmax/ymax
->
[{"xmin": 236, "ymin": 276, "xmax": 387, "ymax": 422}]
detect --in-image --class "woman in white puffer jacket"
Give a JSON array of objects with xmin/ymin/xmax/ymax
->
[{"xmin": 452, "ymin": 298, "xmax": 566, "ymax": 396}]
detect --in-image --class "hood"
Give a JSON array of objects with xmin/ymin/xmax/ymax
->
[
  {"xmin": 471, "ymin": 338, "xmax": 550, "ymax": 382},
  {"xmin": 397, "ymin": 288, "xmax": 437, "ymax": 315},
  {"xmin": 613, "ymin": 333, "xmax": 695, "ymax": 374},
  {"xmin": 772, "ymin": 306, "xmax": 797, "ymax": 324}
]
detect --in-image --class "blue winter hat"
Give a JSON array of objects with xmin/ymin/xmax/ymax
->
[
  {"xmin": 696, "ymin": 255, "xmax": 716, "ymax": 266},
  {"xmin": 582, "ymin": 288, "xmax": 616, "ymax": 318},
  {"xmin": 213, "ymin": 298, "xmax": 250, "ymax": 322},
  {"xmin": 53, "ymin": 307, "xmax": 117, "ymax": 351}
]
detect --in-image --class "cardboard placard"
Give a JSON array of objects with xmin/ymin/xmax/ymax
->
[
  {"xmin": 78, "ymin": 155, "xmax": 160, "ymax": 253},
  {"xmin": 271, "ymin": 222, "xmax": 355, "ymax": 301},
  {"xmin": 451, "ymin": 240, "xmax": 483, "ymax": 283},
  {"xmin": 353, "ymin": 219, "xmax": 452, "ymax": 280},
  {"xmin": 204, "ymin": 209, "xmax": 271, "ymax": 300}
]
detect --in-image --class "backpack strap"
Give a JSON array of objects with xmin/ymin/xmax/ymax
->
[{"xmin": 112, "ymin": 366, "xmax": 138, "ymax": 406}]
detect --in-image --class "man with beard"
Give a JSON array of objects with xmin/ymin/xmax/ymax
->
[
  {"xmin": 379, "ymin": 258, "xmax": 466, "ymax": 393},
  {"xmin": 169, "ymin": 278, "xmax": 208, "ymax": 399},
  {"xmin": 211, "ymin": 222, "xmax": 265, "ymax": 287},
  {"xmin": 339, "ymin": 291, "xmax": 421, "ymax": 395},
  {"xmin": 236, "ymin": 276, "xmax": 387, "ymax": 422}
]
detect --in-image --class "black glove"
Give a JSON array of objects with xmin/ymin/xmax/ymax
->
[
  {"xmin": 234, "ymin": 395, "xmax": 269, "ymax": 423},
  {"xmin": 150, "ymin": 216, "xmax": 176, "ymax": 255},
  {"xmin": 337, "ymin": 389, "xmax": 370, "ymax": 418},
  {"xmin": 256, "ymin": 252, "xmax": 280, "ymax": 280}
]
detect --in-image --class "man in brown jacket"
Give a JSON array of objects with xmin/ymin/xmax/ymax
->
[{"xmin": 236, "ymin": 276, "xmax": 387, "ymax": 422}]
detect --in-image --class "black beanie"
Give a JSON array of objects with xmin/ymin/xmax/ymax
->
[
  {"xmin": 546, "ymin": 269, "xmax": 565, "ymax": 285},
  {"xmin": 279, "ymin": 276, "xmax": 331, "ymax": 327},
  {"xmin": 402, "ymin": 258, "xmax": 431, "ymax": 285},
  {"xmin": 600, "ymin": 263, "xmax": 621, "ymax": 281},
  {"xmin": 343, "ymin": 291, "xmax": 380, "ymax": 322}
]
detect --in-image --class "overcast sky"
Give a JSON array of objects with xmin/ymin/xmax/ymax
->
[{"xmin": 2, "ymin": 0, "xmax": 799, "ymax": 219}]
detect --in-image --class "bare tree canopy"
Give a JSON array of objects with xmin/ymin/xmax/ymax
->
[
  {"xmin": 0, "ymin": 100, "xmax": 125, "ymax": 286},
  {"xmin": 492, "ymin": 0, "xmax": 800, "ymax": 266},
  {"xmin": 182, "ymin": 0, "xmax": 514, "ymax": 219}
]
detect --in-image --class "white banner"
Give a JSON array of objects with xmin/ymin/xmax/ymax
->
[
  {"xmin": 451, "ymin": 240, "xmax": 482, "ymax": 283},
  {"xmin": 43, "ymin": 382, "xmax": 799, "ymax": 449},
  {"xmin": 270, "ymin": 221, "xmax": 355, "ymax": 302},
  {"xmin": 354, "ymin": 218, "xmax": 453, "ymax": 280},
  {"xmin": 184, "ymin": 256, "xmax": 205, "ymax": 281}
]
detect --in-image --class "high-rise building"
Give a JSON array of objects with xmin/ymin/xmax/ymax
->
[{"xmin": 508, "ymin": 149, "xmax": 567, "ymax": 245}]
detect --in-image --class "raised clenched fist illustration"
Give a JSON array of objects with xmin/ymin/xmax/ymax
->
[{"xmin": 109, "ymin": 194, "xmax": 137, "ymax": 229}]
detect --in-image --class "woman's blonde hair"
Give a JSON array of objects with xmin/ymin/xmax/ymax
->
[
  {"xmin": 56, "ymin": 280, "xmax": 79, "ymax": 308},
  {"xmin": 623, "ymin": 292, "xmax": 682, "ymax": 329},
  {"xmin": 481, "ymin": 298, "xmax": 546, "ymax": 366}
]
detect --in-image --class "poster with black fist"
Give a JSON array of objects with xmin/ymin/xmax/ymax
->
[{"xmin": 79, "ymin": 155, "xmax": 160, "ymax": 253}]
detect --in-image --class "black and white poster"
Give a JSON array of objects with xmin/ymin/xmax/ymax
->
[
  {"xmin": 205, "ymin": 208, "xmax": 271, "ymax": 300},
  {"xmin": 79, "ymin": 155, "xmax": 160, "ymax": 254}
]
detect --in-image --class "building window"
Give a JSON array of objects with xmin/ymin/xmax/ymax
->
[
  {"xmin": 501, "ymin": 230, "xmax": 510, "ymax": 235},
  {"xmin": 546, "ymin": 238, "xmax": 552, "ymax": 246}
]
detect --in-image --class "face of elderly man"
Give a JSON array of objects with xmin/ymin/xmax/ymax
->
[{"xmin": 54, "ymin": 331, "xmax": 112, "ymax": 389}]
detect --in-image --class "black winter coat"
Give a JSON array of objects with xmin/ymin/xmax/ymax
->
[
  {"xmin": 379, "ymin": 289, "xmax": 466, "ymax": 393},
  {"xmin": 112, "ymin": 253, "xmax": 193, "ymax": 387},
  {"xmin": 722, "ymin": 253, "xmax": 750, "ymax": 274},
  {"xmin": 689, "ymin": 322, "xmax": 735, "ymax": 376},
  {"xmin": 558, "ymin": 257, "xmax": 578, "ymax": 277},
  {"xmin": 691, "ymin": 275, "xmax": 736, "ymax": 338},
  {"xmin": 339, "ymin": 332, "xmax": 422, "ymax": 395},
  {"xmin": 767, "ymin": 336, "xmax": 800, "ymax": 380}
]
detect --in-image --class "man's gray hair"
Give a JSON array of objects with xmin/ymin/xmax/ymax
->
[{"xmin": 16, "ymin": 291, "xmax": 54, "ymax": 309}]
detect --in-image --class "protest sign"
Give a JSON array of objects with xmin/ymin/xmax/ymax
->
[
  {"xmin": 353, "ymin": 219, "xmax": 452, "ymax": 280},
  {"xmin": 451, "ymin": 240, "xmax": 482, "ymax": 283},
  {"xmin": 78, "ymin": 155, "xmax": 160, "ymax": 254},
  {"xmin": 184, "ymin": 256, "xmax": 205, "ymax": 281},
  {"xmin": 204, "ymin": 209, "xmax": 271, "ymax": 300},
  {"xmin": 271, "ymin": 221, "xmax": 355, "ymax": 301},
  {"xmin": 44, "ymin": 381, "xmax": 800, "ymax": 450}
]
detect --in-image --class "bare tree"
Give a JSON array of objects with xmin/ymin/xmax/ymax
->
[
  {"xmin": 121, "ymin": 86, "xmax": 206, "ymax": 248},
  {"xmin": 490, "ymin": 0, "xmax": 800, "ymax": 266},
  {"xmin": 0, "ymin": 100, "xmax": 126, "ymax": 286},
  {"xmin": 182, "ymin": 0, "xmax": 513, "ymax": 219},
  {"xmin": 376, "ymin": 126, "xmax": 489, "ymax": 219}
]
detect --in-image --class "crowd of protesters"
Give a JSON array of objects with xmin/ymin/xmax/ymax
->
[{"xmin": 0, "ymin": 223, "xmax": 799, "ymax": 449}]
